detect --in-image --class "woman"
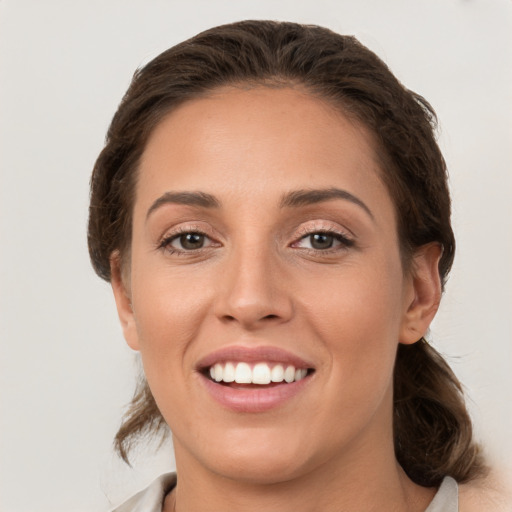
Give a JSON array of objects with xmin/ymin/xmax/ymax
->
[{"xmin": 88, "ymin": 20, "xmax": 496, "ymax": 511}]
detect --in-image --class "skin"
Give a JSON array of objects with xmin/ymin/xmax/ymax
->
[
  {"xmin": 459, "ymin": 472, "xmax": 512, "ymax": 512},
  {"xmin": 111, "ymin": 86, "xmax": 444, "ymax": 511}
]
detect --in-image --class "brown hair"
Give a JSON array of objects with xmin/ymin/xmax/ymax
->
[{"xmin": 88, "ymin": 20, "xmax": 486, "ymax": 486}]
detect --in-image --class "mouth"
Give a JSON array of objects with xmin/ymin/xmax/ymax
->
[
  {"xmin": 204, "ymin": 361, "xmax": 313, "ymax": 386},
  {"xmin": 196, "ymin": 346, "xmax": 316, "ymax": 412}
]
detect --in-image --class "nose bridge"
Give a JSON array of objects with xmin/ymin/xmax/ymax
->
[{"xmin": 215, "ymin": 236, "xmax": 292, "ymax": 327}]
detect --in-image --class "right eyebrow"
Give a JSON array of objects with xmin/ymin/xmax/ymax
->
[
  {"xmin": 279, "ymin": 187, "xmax": 374, "ymax": 220},
  {"xmin": 146, "ymin": 191, "xmax": 220, "ymax": 221}
]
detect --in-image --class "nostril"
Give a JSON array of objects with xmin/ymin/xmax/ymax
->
[{"xmin": 221, "ymin": 313, "xmax": 280, "ymax": 323}]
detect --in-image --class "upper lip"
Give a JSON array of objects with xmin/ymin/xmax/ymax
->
[{"xmin": 196, "ymin": 345, "xmax": 315, "ymax": 370}]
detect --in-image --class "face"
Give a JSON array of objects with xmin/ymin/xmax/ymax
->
[{"xmin": 112, "ymin": 87, "xmax": 439, "ymax": 484}]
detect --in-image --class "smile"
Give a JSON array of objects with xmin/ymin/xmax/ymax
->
[
  {"xmin": 209, "ymin": 362, "xmax": 309, "ymax": 384},
  {"xmin": 197, "ymin": 346, "xmax": 315, "ymax": 412}
]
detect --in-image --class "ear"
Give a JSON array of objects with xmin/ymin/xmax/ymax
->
[
  {"xmin": 399, "ymin": 243, "xmax": 443, "ymax": 345},
  {"xmin": 110, "ymin": 251, "xmax": 140, "ymax": 351}
]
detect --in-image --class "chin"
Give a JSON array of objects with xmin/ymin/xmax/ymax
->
[
  {"xmin": 176, "ymin": 425, "xmax": 316, "ymax": 485},
  {"xmin": 212, "ymin": 452, "xmax": 310, "ymax": 485}
]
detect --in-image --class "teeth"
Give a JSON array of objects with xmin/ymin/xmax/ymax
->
[
  {"xmin": 234, "ymin": 362, "xmax": 252, "ymax": 383},
  {"xmin": 208, "ymin": 362, "xmax": 309, "ymax": 385},
  {"xmin": 214, "ymin": 363, "xmax": 223, "ymax": 382},
  {"xmin": 284, "ymin": 365, "xmax": 295, "ymax": 383},
  {"xmin": 295, "ymin": 368, "xmax": 308, "ymax": 381},
  {"xmin": 252, "ymin": 363, "xmax": 271, "ymax": 384},
  {"xmin": 223, "ymin": 362, "xmax": 235, "ymax": 382},
  {"xmin": 271, "ymin": 364, "xmax": 284, "ymax": 382}
]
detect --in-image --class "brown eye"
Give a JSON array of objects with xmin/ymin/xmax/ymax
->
[
  {"xmin": 309, "ymin": 233, "xmax": 334, "ymax": 250},
  {"xmin": 169, "ymin": 232, "xmax": 208, "ymax": 250},
  {"xmin": 293, "ymin": 230, "xmax": 354, "ymax": 252}
]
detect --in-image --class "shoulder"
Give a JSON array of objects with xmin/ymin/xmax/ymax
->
[
  {"xmin": 458, "ymin": 470, "xmax": 512, "ymax": 512},
  {"xmin": 109, "ymin": 473, "xmax": 177, "ymax": 512}
]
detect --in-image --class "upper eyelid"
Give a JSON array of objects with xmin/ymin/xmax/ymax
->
[
  {"xmin": 295, "ymin": 226, "xmax": 349, "ymax": 237},
  {"xmin": 159, "ymin": 223, "xmax": 217, "ymax": 240},
  {"xmin": 293, "ymin": 220, "xmax": 354, "ymax": 239}
]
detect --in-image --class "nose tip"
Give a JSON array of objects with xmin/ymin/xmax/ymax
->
[
  {"xmin": 221, "ymin": 304, "xmax": 284, "ymax": 328},
  {"xmin": 214, "ymin": 254, "xmax": 293, "ymax": 329}
]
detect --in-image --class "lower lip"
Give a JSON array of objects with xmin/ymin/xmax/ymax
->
[{"xmin": 199, "ymin": 374, "xmax": 312, "ymax": 413}]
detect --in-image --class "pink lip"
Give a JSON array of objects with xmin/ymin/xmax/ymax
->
[
  {"xmin": 196, "ymin": 345, "xmax": 314, "ymax": 370},
  {"xmin": 199, "ymin": 373, "xmax": 312, "ymax": 413},
  {"xmin": 196, "ymin": 345, "xmax": 315, "ymax": 413}
]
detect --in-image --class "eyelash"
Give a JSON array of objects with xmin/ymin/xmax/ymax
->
[
  {"xmin": 292, "ymin": 227, "xmax": 355, "ymax": 253},
  {"xmin": 157, "ymin": 226, "xmax": 355, "ymax": 255},
  {"xmin": 158, "ymin": 226, "xmax": 217, "ymax": 255}
]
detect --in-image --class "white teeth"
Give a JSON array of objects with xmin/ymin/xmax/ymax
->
[
  {"xmin": 223, "ymin": 362, "xmax": 235, "ymax": 382},
  {"xmin": 208, "ymin": 361, "xmax": 309, "ymax": 385},
  {"xmin": 295, "ymin": 368, "xmax": 308, "ymax": 381},
  {"xmin": 234, "ymin": 362, "xmax": 252, "ymax": 383},
  {"xmin": 252, "ymin": 363, "xmax": 271, "ymax": 384},
  {"xmin": 270, "ymin": 364, "xmax": 284, "ymax": 382},
  {"xmin": 214, "ymin": 363, "xmax": 223, "ymax": 382},
  {"xmin": 284, "ymin": 365, "xmax": 295, "ymax": 383}
]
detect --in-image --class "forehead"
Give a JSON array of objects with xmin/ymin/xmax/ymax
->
[{"xmin": 136, "ymin": 86, "xmax": 393, "ymax": 218}]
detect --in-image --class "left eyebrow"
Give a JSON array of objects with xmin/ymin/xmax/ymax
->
[
  {"xmin": 279, "ymin": 187, "xmax": 374, "ymax": 220},
  {"xmin": 146, "ymin": 191, "xmax": 220, "ymax": 221}
]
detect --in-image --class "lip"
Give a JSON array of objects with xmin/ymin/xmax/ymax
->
[
  {"xmin": 196, "ymin": 345, "xmax": 315, "ymax": 413},
  {"xmin": 199, "ymin": 375, "xmax": 312, "ymax": 413}
]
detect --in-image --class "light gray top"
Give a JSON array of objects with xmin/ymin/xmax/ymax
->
[
  {"xmin": 110, "ymin": 473, "xmax": 458, "ymax": 512},
  {"xmin": 425, "ymin": 476, "xmax": 458, "ymax": 512},
  {"xmin": 110, "ymin": 473, "xmax": 176, "ymax": 512}
]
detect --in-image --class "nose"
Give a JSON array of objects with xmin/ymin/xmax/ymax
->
[{"xmin": 213, "ymin": 244, "xmax": 294, "ymax": 330}]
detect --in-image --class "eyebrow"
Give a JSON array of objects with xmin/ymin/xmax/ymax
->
[
  {"xmin": 279, "ymin": 188, "xmax": 374, "ymax": 219},
  {"xmin": 146, "ymin": 191, "xmax": 220, "ymax": 220},
  {"xmin": 146, "ymin": 187, "xmax": 373, "ymax": 220}
]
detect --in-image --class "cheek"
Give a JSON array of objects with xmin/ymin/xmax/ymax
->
[
  {"xmin": 303, "ymin": 257, "xmax": 404, "ymax": 334},
  {"xmin": 129, "ymin": 273, "xmax": 210, "ymax": 424},
  {"xmin": 130, "ymin": 265, "xmax": 212, "ymax": 363},
  {"xmin": 300, "ymin": 257, "xmax": 405, "ymax": 384}
]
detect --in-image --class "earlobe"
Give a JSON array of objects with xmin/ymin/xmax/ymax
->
[
  {"xmin": 110, "ymin": 251, "xmax": 140, "ymax": 351},
  {"xmin": 399, "ymin": 243, "xmax": 443, "ymax": 345}
]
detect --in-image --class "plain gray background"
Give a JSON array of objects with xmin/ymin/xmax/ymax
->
[{"xmin": 1, "ymin": 1, "xmax": 511, "ymax": 510}]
